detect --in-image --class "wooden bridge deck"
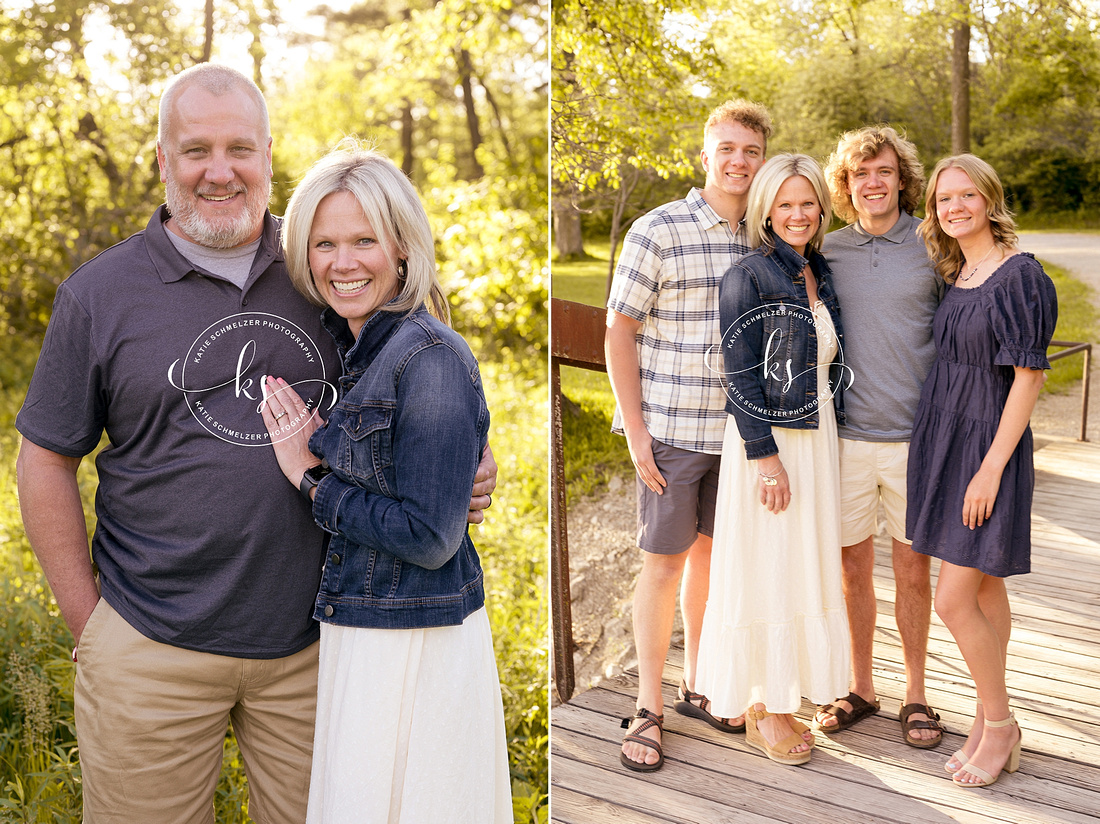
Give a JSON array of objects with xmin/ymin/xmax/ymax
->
[{"xmin": 551, "ymin": 437, "xmax": 1100, "ymax": 823}]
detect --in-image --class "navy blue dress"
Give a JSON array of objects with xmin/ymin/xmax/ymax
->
[{"xmin": 906, "ymin": 254, "xmax": 1058, "ymax": 577}]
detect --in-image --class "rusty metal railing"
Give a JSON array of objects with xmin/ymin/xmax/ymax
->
[
  {"xmin": 551, "ymin": 299, "xmax": 607, "ymax": 703},
  {"xmin": 1048, "ymin": 340, "xmax": 1092, "ymax": 442}
]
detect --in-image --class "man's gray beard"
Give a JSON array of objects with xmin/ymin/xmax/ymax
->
[{"xmin": 165, "ymin": 176, "xmax": 271, "ymax": 249}]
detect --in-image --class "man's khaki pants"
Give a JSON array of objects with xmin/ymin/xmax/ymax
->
[{"xmin": 75, "ymin": 599, "xmax": 318, "ymax": 824}]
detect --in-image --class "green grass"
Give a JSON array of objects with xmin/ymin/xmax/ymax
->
[
  {"xmin": 1039, "ymin": 260, "xmax": 1098, "ymax": 394},
  {"xmin": 552, "ymin": 241, "xmax": 613, "ymax": 309},
  {"xmin": 1017, "ymin": 210, "xmax": 1100, "ymax": 232}
]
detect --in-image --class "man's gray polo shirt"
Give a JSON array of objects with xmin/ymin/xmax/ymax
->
[
  {"xmin": 17, "ymin": 206, "xmax": 340, "ymax": 658},
  {"xmin": 823, "ymin": 211, "xmax": 943, "ymax": 442}
]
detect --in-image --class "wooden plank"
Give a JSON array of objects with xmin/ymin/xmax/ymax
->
[
  {"xmin": 551, "ymin": 437, "xmax": 1100, "ymax": 821},
  {"xmin": 550, "ymin": 786, "xmax": 677, "ymax": 823},
  {"xmin": 555, "ymin": 692, "xmax": 1100, "ymax": 823}
]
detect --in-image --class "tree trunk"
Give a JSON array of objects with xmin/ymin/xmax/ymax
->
[
  {"xmin": 401, "ymin": 102, "xmax": 414, "ymax": 176},
  {"xmin": 202, "ymin": 0, "xmax": 213, "ymax": 62},
  {"xmin": 249, "ymin": 21, "xmax": 265, "ymax": 89},
  {"xmin": 400, "ymin": 5, "xmax": 414, "ymax": 177},
  {"xmin": 605, "ymin": 168, "xmax": 640, "ymax": 301},
  {"xmin": 553, "ymin": 201, "xmax": 584, "ymax": 258},
  {"xmin": 474, "ymin": 70, "xmax": 513, "ymax": 165},
  {"xmin": 457, "ymin": 48, "xmax": 485, "ymax": 179},
  {"xmin": 951, "ymin": 3, "xmax": 971, "ymax": 155}
]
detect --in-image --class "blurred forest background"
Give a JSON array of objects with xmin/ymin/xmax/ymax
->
[
  {"xmin": 553, "ymin": 0, "xmax": 1100, "ymax": 274},
  {"xmin": 0, "ymin": 1, "xmax": 548, "ymax": 821}
]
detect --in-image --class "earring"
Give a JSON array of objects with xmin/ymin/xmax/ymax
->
[{"xmin": 398, "ymin": 260, "xmax": 408, "ymax": 279}]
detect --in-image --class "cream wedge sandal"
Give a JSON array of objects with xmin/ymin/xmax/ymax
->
[{"xmin": 746, "ymin": 708, "xmax": 812, "ymax": 766}]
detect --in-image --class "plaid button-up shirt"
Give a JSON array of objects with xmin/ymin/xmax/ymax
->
[{"xmin": 608, "ymin": 188, "xmax": 752, "ymax": 455}]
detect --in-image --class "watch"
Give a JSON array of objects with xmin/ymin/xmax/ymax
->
[{"xmin": 299, "ymin": 464, "xmax": 332, "ymax": 500}]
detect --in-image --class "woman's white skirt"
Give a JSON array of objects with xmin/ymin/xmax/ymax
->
[{"xmin": 306, "ymin": 607, "xmax": 513, "ymax": 823}]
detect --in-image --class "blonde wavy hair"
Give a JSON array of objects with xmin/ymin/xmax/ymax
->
[
  {"xmin": 704, "ymin": 99, "xmax": 774, "ymax": 150},
  {"xmin": 744, "ymin": 153, "xmax": 832, "ymax": 255},
  {"xmin": 823, "ymin": 125, "xmax": 925, "ymax": 225},
  {"xmin": 281, "ymin": 137, "xmax": 449, "ymax": 323},
  {"xmin": 917, "ymin": 154, "xmax": 1018, "ymax": 284}
]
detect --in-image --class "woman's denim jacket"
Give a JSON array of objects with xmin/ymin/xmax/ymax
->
[
  {"xmin": 717, "ymin": 233, "xmax": 848, "ymax": 460},
  {"xmin": 307, "ymin": 304, "xmax": 490, "ymax": 630}
]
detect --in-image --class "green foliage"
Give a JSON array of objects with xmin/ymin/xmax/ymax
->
[
  {"xmin": 558, "ymin": 1, "xmax": 1100, "ymax": 238},
  {"xmin": 0, "ymin": 343, "xmax": 82, "ymax": 823},
  {"xmin": 553, "ymin": 0, "xmax": 722, "ymax": 191},
  {"xmin": 552, "ymin": 0, "xmax": 727, "ymax": 262},
  {"xmin": 477, "ymin": 360, "xmax": 549, "ymax": 820},
  {"xmin": 976, "ymin": 3, "xmax": 1100, "ymax": 215},
  {"xmin": 0, "ymin": 3, "xmax": 186, "ymax": 339},
  {"xmin": 438, "ymin": 177, "xmax": 548, "ymax": 366}
]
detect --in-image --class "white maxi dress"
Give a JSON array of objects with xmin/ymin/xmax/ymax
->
[
  {"xmin": 696, "ymin": 303, "xmax": 850, "ymax": 717},
  {"xmin": 305, "ymin": 606, "xmax": 513, "ymax": 824}
]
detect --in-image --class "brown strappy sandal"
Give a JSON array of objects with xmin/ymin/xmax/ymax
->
[
  {"xmin": 674, "ymin": 679, "xmax": 746, "ymax": 733},
  {"xmin": 620, "ymin": 707, "xmax": 664, "ymax": 772}
]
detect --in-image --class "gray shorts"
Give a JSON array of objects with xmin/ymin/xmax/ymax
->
[{"xmin": 636, "ymin": 439, "xmax": 721, "ymax": 555}]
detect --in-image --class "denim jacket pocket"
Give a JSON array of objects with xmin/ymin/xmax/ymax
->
[{"xmin": 335, "ymin": 403, "xmax": 395, "ymax": 492}]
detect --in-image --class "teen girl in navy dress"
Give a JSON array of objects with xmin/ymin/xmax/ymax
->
[{"xmin": 908, "ymin": 154, "xmax": 1057, "ymax": 789}]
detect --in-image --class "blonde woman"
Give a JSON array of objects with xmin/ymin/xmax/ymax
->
[
  {"xmin": 695, "ymin": 154, "xmax": 851, "ymax": 766},
  {"xmin": 261, "ymin": 140, "xmax": 511, "ymax": 822},
  {"xmin": 908, "ymin": 154, "xmax": 1057, "ymax": 787}
]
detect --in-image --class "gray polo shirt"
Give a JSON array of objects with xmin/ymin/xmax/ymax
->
[
  {"xmin": 823, "ymin": 211, "xmax": 943, "ymax": 442},
  {"xmin": 17, "ymin": 206, "xmax": 340, "ymax": 658}
]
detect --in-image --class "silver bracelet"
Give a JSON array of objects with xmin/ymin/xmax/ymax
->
[{"xmin": 758, "ymin": 467, "xmax": 783, "ymax": 487}]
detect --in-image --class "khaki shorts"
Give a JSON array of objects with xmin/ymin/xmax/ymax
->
[
  {"xmin": 636, "ymin": 439, "xmax": 721, "ymax": 555},
  {"xmin": 75, "ymin": 598, "xmax": 318, "ymax": 824},
  {"xmin": 839, "ymin": 438, "xmax": 911, "ymax": 546}
]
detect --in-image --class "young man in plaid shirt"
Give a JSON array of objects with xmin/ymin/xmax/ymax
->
[{"xmin": 606, "ymin": 99, "xmax": 773, "ymax": 772}]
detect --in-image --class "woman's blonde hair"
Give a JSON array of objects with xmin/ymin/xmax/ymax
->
[
  {"xmin": 917, "ymin": 154, "xmax": 1018, "ymax": 284},
  {"xmin": 282, "ymin": 137, "xmax": 449, "ymax": 323},
  {"xmin": 745, "ymin": 153, "xmax": 832, "ymax": 255}
]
